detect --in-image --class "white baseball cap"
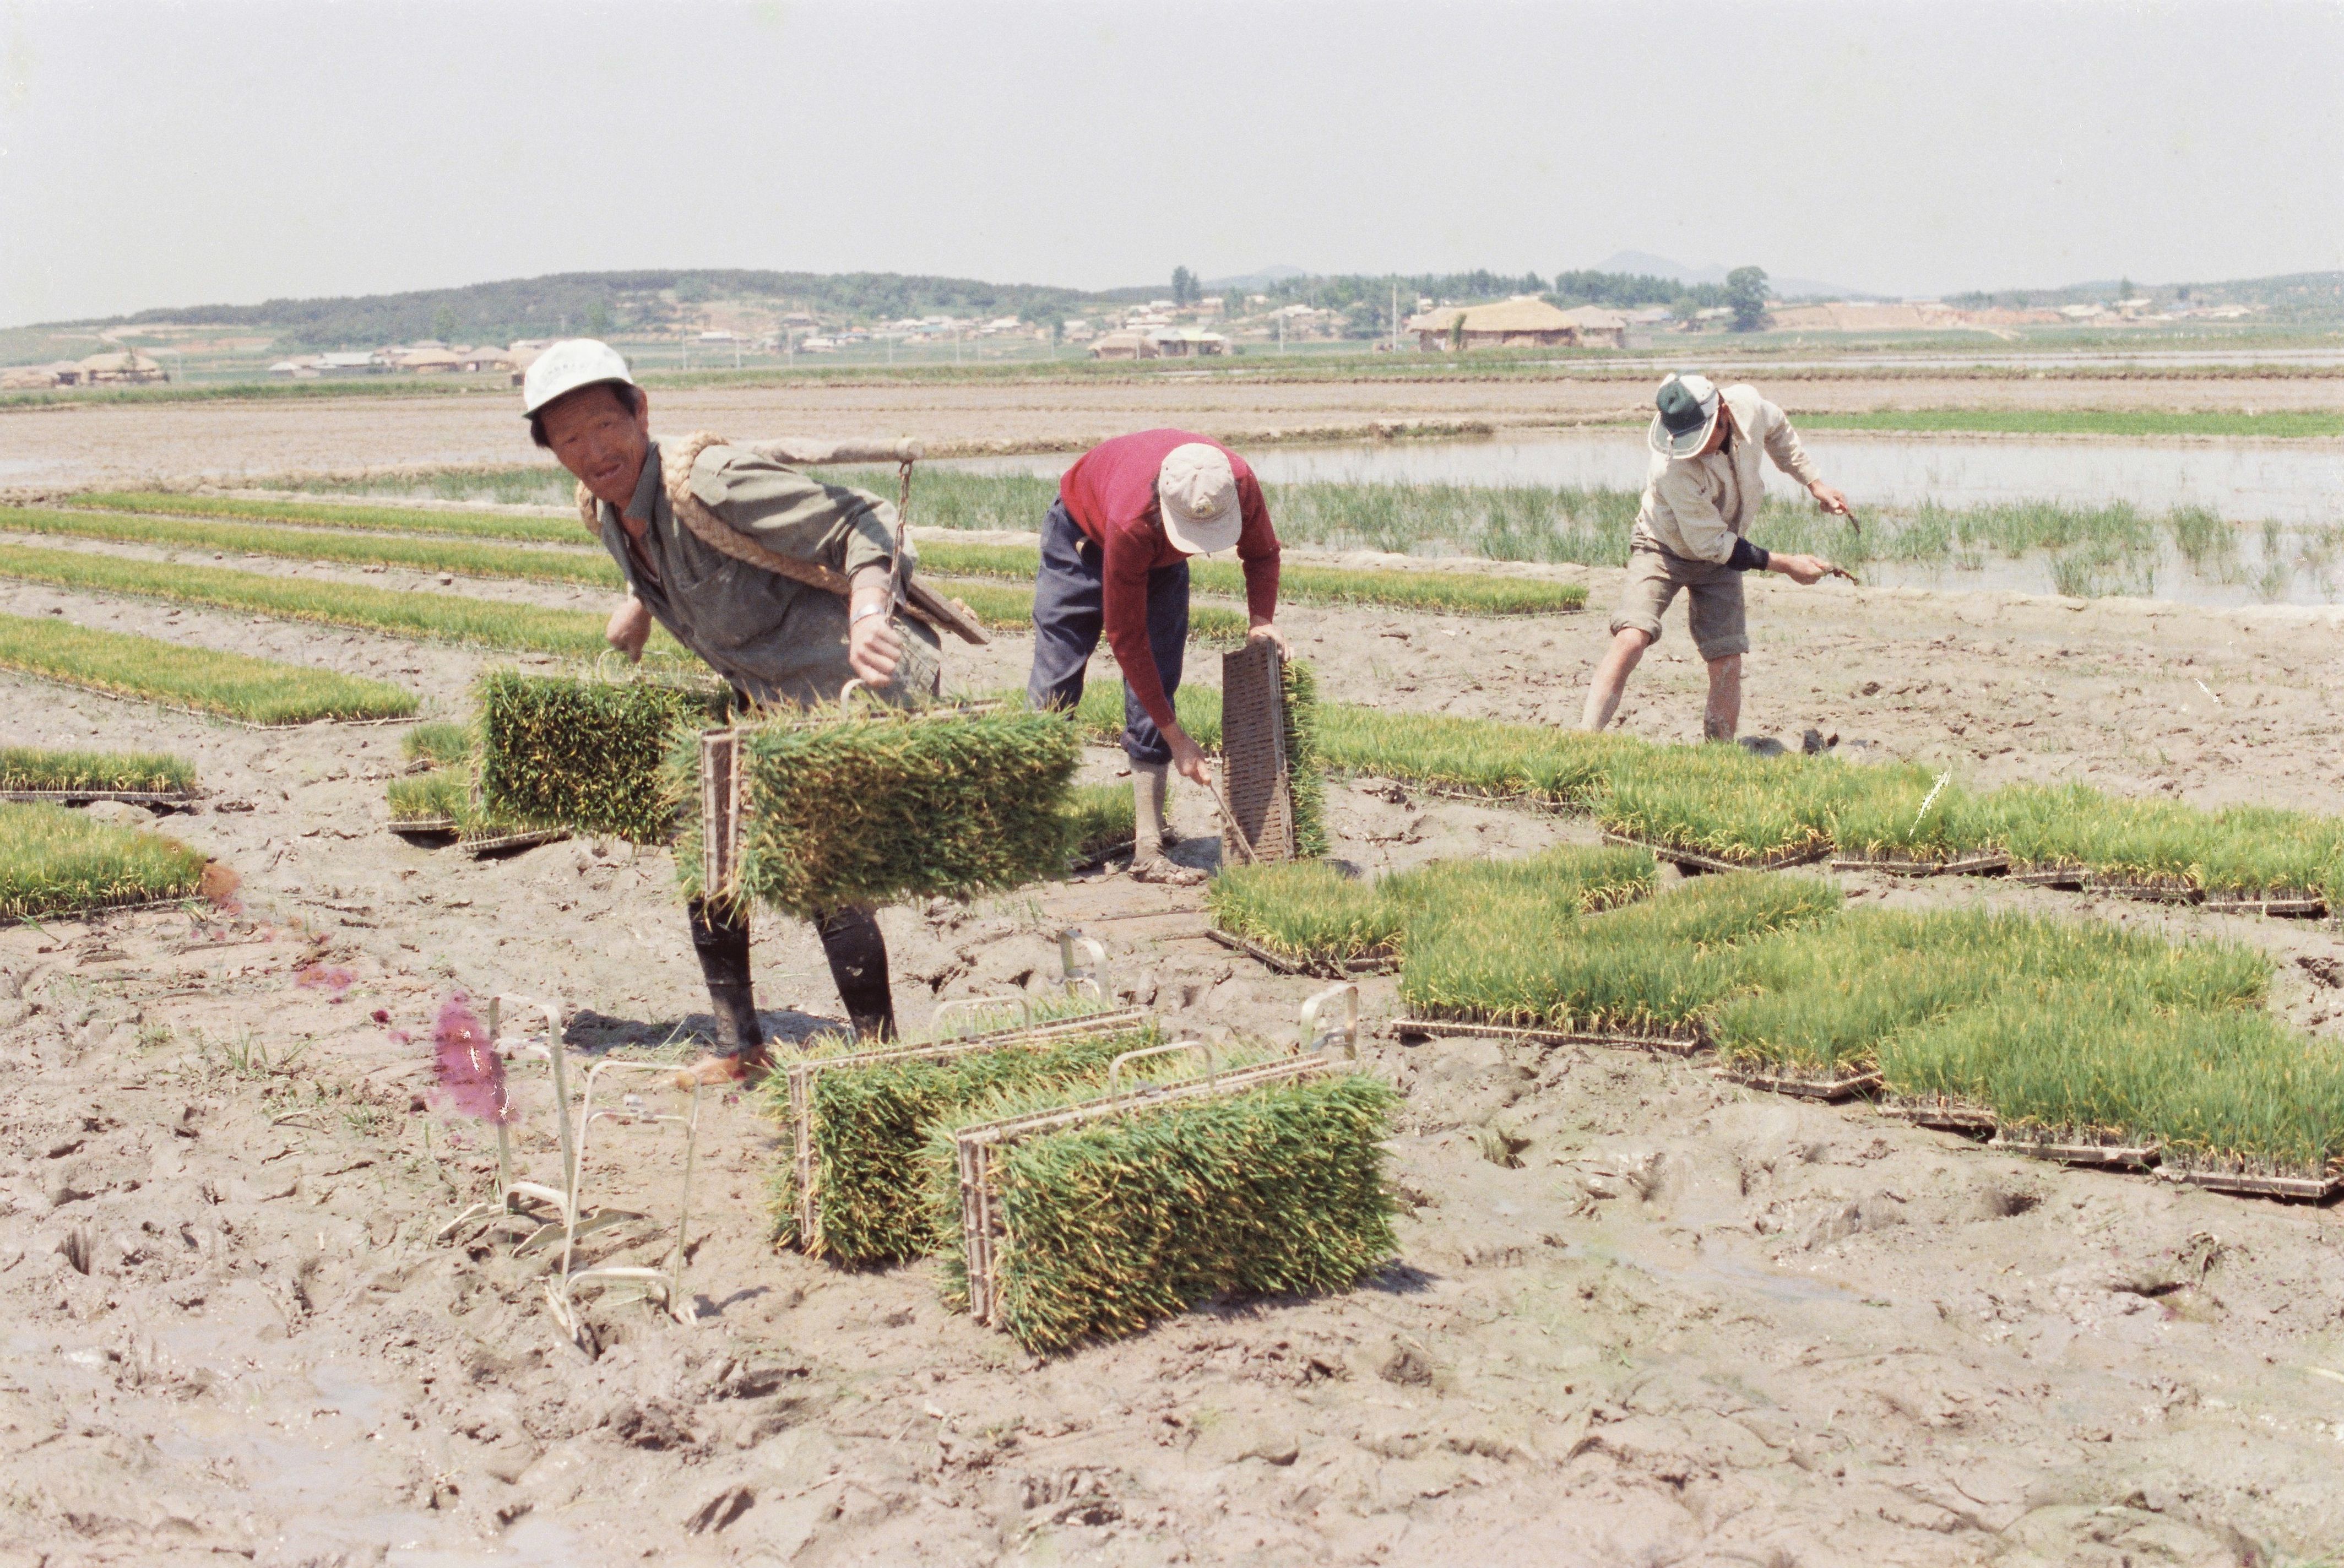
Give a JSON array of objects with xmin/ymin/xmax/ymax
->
[
  {"xmin": 521, "ymin": 338, "xmax": 636, "ymax": 417},
  {"xmin": 1648, "ymin": 372, "xmax": 1721, "ymax": 459},
  {"xmin": 1155, "ymin": 442, "xmax": 1244, "ymax": 555}
]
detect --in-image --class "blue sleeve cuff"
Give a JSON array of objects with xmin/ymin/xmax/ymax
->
[{"xmin": 1727, "ymin": 537, "xmax": 1771, "ymax": 573}]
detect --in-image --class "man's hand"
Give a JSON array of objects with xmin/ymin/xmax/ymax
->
[
  {"xmin": 1768, "ymin": 553, "xmax": 1834, "ymax": 585},
  {"xmin": 605, "ymin": 595, "xmax": 653, "ymax": 661},
  {"xmin": 1246, "ymin": 621, "xmax": 1291, "ymax": 658},
  {"xmin": 848, "ymin": 610, "xmax": 904, "ymax": 687},
  {"xmin": 1165, "ymin": 725, "xmax": 1213, "ymax": 787},
  {"xmin": 1809, "ymin": 481, "xmax": 1851, "ymax": 516}
]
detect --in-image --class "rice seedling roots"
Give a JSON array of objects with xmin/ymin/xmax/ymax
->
[
  {"xmin": 1600, "ymin": 831, "xmax": 1830, "ymax": 875},
  {"xmin": 1989, "ymin": 1128, "xmax": 2161, "ymax": 1169},
  {"xmin": 1714, "ymin": 1063, "xmax": 1884, "ymax": 1102},
  {"xmin": 1827, "ymin": 851, "xmax": 2012, "ymax": 877},
  {"xmin": 1204, "ymin": 925, "xmax": 1398, "ymax": 978},
  {"xmin": 1880, "ymin": 1095, "xmax": 1999, "ymax": 1134},
  {"xmin": 2158, "ymin": 1157, "xmax": 2341, "ymax": 1202},
  {"xmin": 1393, "ymin": 1016, "xmax": 1708, "ymax": 1057}
]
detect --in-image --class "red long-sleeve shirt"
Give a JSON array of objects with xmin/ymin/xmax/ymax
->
[{"xmin": 1058, "ymin": 429, "xmax": 1282, "ymax": 732}]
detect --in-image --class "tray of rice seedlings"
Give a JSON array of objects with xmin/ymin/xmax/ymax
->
[
  {"xmin": 2189, "ymin": 805, "xmax": 2343, "ymax": 916},
  {"xmin": 0, "ymin": 746, "xmax": 197, "ymax": 805},
  {"xmin": 0, "ymin": 800, "xmax": 208, "ymax": 918},
  {"xmin": 1316, "ymin": 706, "xmax": 1646, "ymax": 811},
  {"xmin": 1399, "ymin": 871, "xmax": 1840, "ymax": 1052},
  {"xmin": 478, "ymin": 669, "xmax": 726, "ymax": 844},
  {"xmin": 385, "ymin": 766, "xmax": 470, "ymax": 836},
  {"xmin": 1824, "ymin": 766, "xmax": 2008, "ymax": 875},
  {"xmin": 1983, "ymin": 780, "xmax": 2106, "ymax": 886},
  {"xmin": 924, "ymin": 1039, "xmax": 1397, "ymax": 1354},
  {"xmin": 2137, "ymin": 1011, "xmax": 2344, "ymax": 1198},
  {"xmin": 1061, "ymin": 781, "xmax": 1137, "ymax": 870},
  {"xmin": 0, "ymin": 610, "xmax": 419, "ymax": 725},
  {"xmin": 767, "ymin": 1012, "xmax": 1160, "ymax": 1261},
  {"xmin": 675, "ymin": 702, "xmax": 1081, "ymax": 919},
  {"xmin": 1596, "ymin": 746, "xmax": 1856, "ymax": 872}
]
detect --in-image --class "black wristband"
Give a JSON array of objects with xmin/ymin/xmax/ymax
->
[{"xmin": 1726, "ymin": 536, "xmax": 1771, "ymax": 573}]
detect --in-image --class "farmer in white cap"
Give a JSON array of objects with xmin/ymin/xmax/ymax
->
[
  {"xmin": 523, "ymin": 339, "xmax": 941, "ymax": 1081},
  {"xmin": 1027, "ymin": 429, "xmax": 1286, "ymax": 883},
  {"xmin": 1579, "ymin": 373, "xmax": 1851, "ymax": 740}
]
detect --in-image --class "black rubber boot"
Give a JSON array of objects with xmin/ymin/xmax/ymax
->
[
  {"xmin": 686, "ymin": 897, "xmax": 762, "ymax": 1055},
  {"xmin": 816, "ymin": 907, "xmax": 896, "ymax": 1040}
]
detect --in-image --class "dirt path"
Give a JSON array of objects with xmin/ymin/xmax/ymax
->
[{"xmin": 6, "ymin": 371, "xmax": 2338, "ymax": 490}]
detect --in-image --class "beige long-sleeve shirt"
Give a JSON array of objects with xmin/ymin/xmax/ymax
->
[{"xmin": 1629, "ymin": 384, "xmax": 1822, "ymax": 565}]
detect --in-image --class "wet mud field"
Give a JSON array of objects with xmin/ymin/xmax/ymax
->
[{"xmin": 7, "ymin": 545, "xmax": 2344, "ymax": 1567}]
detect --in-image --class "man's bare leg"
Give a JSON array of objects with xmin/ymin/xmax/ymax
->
[
  {"xmin": 1580, "ymin": 627, "xmax": 1654, "ymax": 732},
  {"xmin": 1703, "ymin": 652, "xmax": 1743, "ymax": 742}
]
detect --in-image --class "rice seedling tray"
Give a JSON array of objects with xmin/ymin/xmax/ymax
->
[
  {"xmin": 1880, "ymin": 1094, "xmax": 1998, "ymax": 1134},
  {"xmin": 2082, "ymin": 876, "xmax": 2202, "ymax": 905},
  {"xmin": 1715, "ymin": 1062, "xmax": 1882, "ymax": 1102},
  {"xmin": 2158, "ymin": 1154, "xmax": 2340, "ymax": 1202},
  {"xmin": 1989, "ymin": 1127, "xmax": 2159, "ymax": 1169},
  {"xmin": 458, "ymin": 827, "xmax": 570, "ymax": 857},
  {"xmin": 951, "ymin": 1050, "xmax": 1358, "ymax": 1336},
  {"xmin": 1827, "ymin": 850, "xmax": 2011, "ymax": 877},
  {"xmin": 2200, "ymin": 892, "xmax": 2327, "ymax": 918},
  {"xmin": 2008, "ymin": 864, "xmax": 2087, "ymax": 888},
  {"xmin": 386, "ymin": 817, "xmax": 459, "ymax": 837},
  {"xmin": 1204, "ymin": 926, "xmax": 1397, "ymax": 978},
  {"xmin": 1393, "ymin": 1015, "xmax": 1707, "ymax": 1056},
  {"xmin": 779, "ymin": 1009, "xmax": 1155, "ymax": 1258},
  {"xmin": 1600, "ymin": 831, "xmax": 1827, "ymax": 875}
]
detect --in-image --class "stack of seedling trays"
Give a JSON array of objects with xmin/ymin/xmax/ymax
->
[
  {"xmin": 478, "ymin": 669, "xmax": 729, "ymax": 847},
  {"xmin": 1216, "ymin": 643, "xmax": 1327, "ymax": 864},
  {"xmin": 768, "ymin": 1005, "xmax": 1157, "ymax": 1262},
  {"xmin": 928, "ymin": 1036, "xmax": 1396, "ymax": 1354},
  {"xmin": 681, "ymin": 698, "xmax": 1080, "ymax": 918}
]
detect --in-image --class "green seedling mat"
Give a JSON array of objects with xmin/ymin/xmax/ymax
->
[
  {"xmin": 1600, "ymin": 831, "xmax": 1829, "ymax": 875},
  {"xmin": 783, "ymin": 1007, "xmax": 1154, "ymax": 1256},
  {"xmin": 951, "ymin": 1051, "xmax": 1344, "ymax": 1332},
  {"xmin": 1205, "ymin": 926, "xmax": 1397, "ymax": 979},
  {"xmin": 0, "ymin": 788, "xmax": 198, "ymax": 807}
]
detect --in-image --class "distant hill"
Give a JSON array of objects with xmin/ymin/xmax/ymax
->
[
  {"xmin": 1947, "ymin": 270, "xmax": 2344, "ymax": 318},
  {"xmin": 29, "ymin": 270, "xmax": 1162, "ymax": 352}
]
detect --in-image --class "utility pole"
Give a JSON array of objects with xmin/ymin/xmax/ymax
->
[{"xmin": 1390, "ymin": 281, "xmax": 1398, "ymax": 352}]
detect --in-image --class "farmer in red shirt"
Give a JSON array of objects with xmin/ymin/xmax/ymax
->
[{"xmin": 1029, "ymin": 430, "xmax": 1285, "ymax": 883}]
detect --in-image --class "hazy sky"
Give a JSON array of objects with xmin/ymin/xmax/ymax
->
[{"xmin": 3, "ymin": 0, "xmax": 2339, "ymax": 325}]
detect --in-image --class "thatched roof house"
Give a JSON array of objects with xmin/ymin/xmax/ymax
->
[
  {"xmin": 1087, "ymin": 330, "xmax": 1156, "ymax": 361},
  {"xmin": 1556, "ymin": 306, "xmax": 1629, "ymax": 348},
  {"xmin": 1406, "ymin": 296, "xmax": 1578, "ymax": 351},
  {"xmin": 77, "ymin": 350, "xmax": 167, "ymax": 384}
]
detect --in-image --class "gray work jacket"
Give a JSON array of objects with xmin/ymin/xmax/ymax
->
[{"xmin": 596, "ymin": 440, "xmax": 938, "ymax": 707}]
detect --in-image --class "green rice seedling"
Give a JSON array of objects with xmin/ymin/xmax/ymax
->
[
  {"xmin": 1977, "ymin": 780, "xmax": 2110, "ymax": 877},
  {"xmin": 2123, "ymin": 1012, "xmax": 2344, "ymax": 1174},
  {"xmin": 62, "ymin": 491, "xmax": 588, "ymax": 544},
  {"xmin": 0, "ymin": 506, "xmax": 624, "ymax": 589},
  {"xmin": 0, "ymin": 543, "xmax": 688, "ymax": 661},
  {"xmin": 1317, "ymin": 706, "xmax": 1648, "ymax": 807},
  {"xmin": 1282, "ymin": 658, "xmax": 1327, "ymax": 857},
  {"xmin": 1795, "ymin": 410, "xmax": 2344, "ymax": 440},
  {"xmin": 923, "ymin": 1065, "xmax": 1398, "ymax": 1353},
  {"xmin": 0, "ymin": 611, "xmax": 417, "ymax": 724},
  {"xmin": 1714, "ymin": 908, "xmax": 2269, "ymax": 1078},
  {"xmin": 401, "ymin": 720, "xmax": 473, "ymax": 767},
  {"xmin": 763, "ymin": 1024, "xmax": 1157, "ymax": 1262},
  {"xmin": 1061, "ymin": 781, "xmax": 1136, "ymax": 865},
  {"xmin": 1826, "ymin": 765, "xmax": 2003, "ymax": 866},
  {"xmin": 1212, "ymin": 842, "xmax": 1656, "ymax": 968},
  {"xmin": 1597, "ymin": 746, "xmax": 1863, "ymax": 865},
  {"xmin": 477, "ymin": 671, "xmax": 723, "ymax": 842},
  {"xmin": 677, "ymin": 706, "xmax": 1082, "ymax": 918},
  {"xmin": 0, "ymin": 801, "xmax": 207, "ymax": 917},
  {"xmin": 0, "ymin": 746, "xmax": 194, "ymax": 795},
  {"xmin": 386, "ymin": 766, "xmax": 470, "ymax": 826},
  {"xmin": 1401, "ymin": 871, "xmax": 1841, "ymax": 1038},
  {"xmin": 2190, "ymin": 805, "xmax": 2344, "ymax": 901}
]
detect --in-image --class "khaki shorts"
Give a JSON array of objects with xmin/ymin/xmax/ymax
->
[{"xmin": 1609, "ymin": 545, "xmax": 1749, "ymax": 660}]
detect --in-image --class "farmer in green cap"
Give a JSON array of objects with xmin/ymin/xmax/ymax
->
[
  {"xmin": 524, "ymin": 339, "xmax": 939, "ymax": 1083},
  {"xmin": 1579, "ymin": 372, "xmax": 1851, "ymax": 740}
]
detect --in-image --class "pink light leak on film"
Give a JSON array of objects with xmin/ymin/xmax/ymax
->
[{"xmin": 430, "ymin": 991, "xmax": 512, "ymax": 1124}]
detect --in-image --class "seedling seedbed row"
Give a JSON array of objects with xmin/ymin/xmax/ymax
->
[
  {"xmin": 1205, "ymin": 926, "xmax": 1397, "ymax": 978},
  {"xmin": 1827, "ymin": 851, "xmax": 2012, "ymax": 877},
  {"xmin": 1393, "ymin": 1016, "xmax": 1708, "ymax": 1057},
  {"xmin": 1600, "ymin": 831, "xmax": 1830, "ymax": 875},
  {"xmin": 0, "ymin": 788, "xmax": 198, "ymax": 806}
]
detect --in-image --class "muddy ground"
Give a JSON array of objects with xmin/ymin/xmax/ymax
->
[
  {"xmin": 5, "ymin": 369, "xmax": 2340, "ymax": 489},
  {"xmin": 7, "ymin": 529, "xmax": 2344, "ymax": 1567}
]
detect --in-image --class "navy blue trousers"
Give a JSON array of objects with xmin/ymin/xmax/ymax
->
[{"xmin": 1026, "ymin": 500, "xmax": 1188, "ymax": 765}]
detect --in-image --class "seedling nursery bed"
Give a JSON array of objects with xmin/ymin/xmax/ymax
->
[
  {"xmin": 1827, "ymin": 851, "xmax": 2012, "ymax": 878},
  {"xmin": 1600, "ymin": 831, "xmax": 1830, "ymax": 875},
  {"xmin": 1393, "ymin": 1016, "xmax": 1708, "ymax": 1057},
  {"xmin": 1206, "ymin": 926, "xmax": 1397, "ymax": 978}
]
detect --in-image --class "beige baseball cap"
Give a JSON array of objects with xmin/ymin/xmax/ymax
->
[{"xmin": 1155, "ymin": 442, "xmax": 1244, "ymax": 555}]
